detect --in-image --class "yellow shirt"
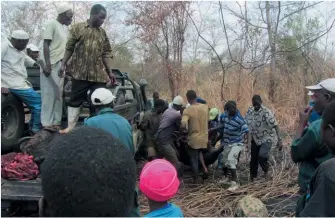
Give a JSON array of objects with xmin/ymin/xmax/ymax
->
[{"xmin": 181, "ymin": 103, "xmax": 208, "ymax": 149}]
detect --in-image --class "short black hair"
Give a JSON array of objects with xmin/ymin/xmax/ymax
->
[
  {"xmin": 323, "ymin": 101, "xmax": 335, "ymax": 129},
  {"xmin": 252, "ymin": 94, "xmax": 262, "ymax": 103},
  {"xmin": 154, "ymin": 99, "xmax": 166, "ymax": 108},
  {"xmin": 90, "ymin": 4, "xmax": 106, "ymax": 15},
  {"xmin": 41, "ymin": 126, "xmax": 136, "ymax": 217},
  {"xmin": 224, "ymin": 100, "xmax": 236, "ymax": 111},
  {"xmin": 186, "ymin": 90, "xmax": 197, "ymax": 101}
]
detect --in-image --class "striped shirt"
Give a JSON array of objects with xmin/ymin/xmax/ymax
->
[{"xmin": 219, "ymin": 111, "xmax": 249, "ymax": 145}]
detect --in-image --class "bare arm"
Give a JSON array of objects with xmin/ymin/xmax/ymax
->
[{"xmin": 43, "ymin": 40, "xmax": 51, "ymax": 66}]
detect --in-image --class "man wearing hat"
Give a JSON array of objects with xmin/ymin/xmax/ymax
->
[
  {"xmin": 40, "ymin": 3, "xmax": 73, "ymax": 129},
  {"xmin": 58, "ymin": 4, "xmax": 116, "ymax": 134},
  {"xmin": 84, "ymin": 87, "xmax": 140, "ymax": 217},
  {"xmin": 1, "ymin": 30, "xmax": 42, "ymax": 133},
  {"xmin": 306, "ymin": 90, "xmax": 321, "ymax": 127},
  {"xmin": 26, "ymin": 43, "xmax": 40, "ymax": 61},
  {"xmin": 155, "ymin": 95, "xmax": 185, "ymax": 176},
  {"xmin": 291, "ymin": 78, "xmax": 335, "ymax": 214}
]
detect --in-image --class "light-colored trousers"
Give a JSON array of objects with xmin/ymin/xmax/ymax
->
[
  {"xmin": 221, "ymin": 142, "xmax": 244, "ymax": 169},
  {"xmin": 40, "ymin": 61, "xmax": 64, "ymax": 127}
]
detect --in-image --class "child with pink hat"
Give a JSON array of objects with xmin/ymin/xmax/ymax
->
[{"xmin": 140, "ymin": 159, "xmax": 184, "ymax": 217}]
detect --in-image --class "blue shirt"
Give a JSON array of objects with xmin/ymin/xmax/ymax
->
[
  {"xmin": 84, "ymin": 108, "xmax": 134, "ymax": 154},
  {"xmin": 219, "ymin": 111, "xmax": 249, "ymax": 145},
  {"xmin": 308, "ymin": 101, "xmax": 321, "ymax": 125},
  {"xmin": 144, "ymin": 203, "xmax": 183, "ymax": 217}
]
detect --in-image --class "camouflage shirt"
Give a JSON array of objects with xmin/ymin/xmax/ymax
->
[
  {"xmin": 246, "ymin": 105, "xmax": 278, "ymax": 146},
  {"xmin": 65, "ymin": 21, "xmax": 113, "ymax": 83}
]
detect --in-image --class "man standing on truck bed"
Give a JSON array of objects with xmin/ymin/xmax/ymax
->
[
  {"xmin": 1, "ymin": 30, "xmax": 42, "ymax": 134},
  {"xmin": 40, "ymin": 3, "xmax": 73, "ymax": 130},
  {"xmin": 58, "ymin": 4, "xmax": 116, "ymax": 134}
]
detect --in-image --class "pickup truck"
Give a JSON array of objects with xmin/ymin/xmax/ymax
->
[{"xmin": 1, "ymin": 68, "xmax": 150, "ymax": 216}]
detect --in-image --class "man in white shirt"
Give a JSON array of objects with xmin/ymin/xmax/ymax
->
[
  {"xmin": 40, "ymin": 4, "xmax": 73, "ymax": 129},
  {"xmin": 1, "ymin": 30, "xmax": 42, "ymax": 133}
]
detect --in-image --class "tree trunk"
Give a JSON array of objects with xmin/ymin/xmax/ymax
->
[{"xmin": 266, "ymin": 1, "xmax": 277, "ymax": 102}]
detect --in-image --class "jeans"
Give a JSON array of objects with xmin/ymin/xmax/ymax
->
[{"xmin": 9, "ymin": 88, "xmax": 42, "ymax": 133}]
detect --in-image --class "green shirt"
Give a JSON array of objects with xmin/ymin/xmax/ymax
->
[{"xmin": 291, "ymin": 119, "xmax": 333, "ymax": 193}]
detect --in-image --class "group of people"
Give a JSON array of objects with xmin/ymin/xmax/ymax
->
[
  {"xmin": 143, "ymin": 91, "xmax": 282, "ymax": 191},
  {"xmin": 1, "ymin": 1, "xmax": 335, "ymax": 216},
  {"xmin": 143, "ymin": 78, "xmax": 335, "ymax": 217},
  {"xmin": 1, "ymin": 3, "xmax": 116, "ymax": 135}
]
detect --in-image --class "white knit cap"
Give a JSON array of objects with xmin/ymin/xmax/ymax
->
[
  {"xmin": 11, "ymin": 30, "xmax": 29, "ymax": 40},
  {"xmin": 172, "ymin": 95, "xmax": 184, "ymax": 106},
  {"xmin": 91, "ymin": 88, "xmax": 116, "ymax": 106},
  {"xmin": 26, "ymin": 43, "xmax": 40, "ymax": 52},
  {"xmin": 56, "ymin": 3, "xmax": 72, "ymax": 15}
]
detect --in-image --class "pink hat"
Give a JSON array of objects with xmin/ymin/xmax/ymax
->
[{"xmin": 139, "ymin": 159, "xmax": 180, "ymax": 202}]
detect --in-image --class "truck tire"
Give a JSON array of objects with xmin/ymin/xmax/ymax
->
[{"xmin": 1, "ymin": 93, "xmax": 25, "ymax": 153}]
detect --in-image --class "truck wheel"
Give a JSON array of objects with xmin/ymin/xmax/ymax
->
[{"xmin": 1, "ymin": 94, "xmax": 25, "ymax": 153}]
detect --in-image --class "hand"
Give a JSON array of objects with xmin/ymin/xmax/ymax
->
[
  {"xmin": 58, "ymin": 64, "xmax": 66, "ymax": 78},
  {"xmin": 245, "ymin": 141, "xmax": 251, "ymax": 151},
  {"xmin": 299, "ymin": 106, "xmax": 313, "ymax": 126},
  {"xmin": 43, "ymin": 63, "xmax": 51, "ymax": 77},
  {"xmin": 277, "ymin": 138, "xmax": 283, "ymax": 151},
  {"xmin": 108, "ymin": 71, "xmax": 116, "ymax": 85},
  {"xmin": 1, "ymin": 87, "xmax": 9, "ymax": 94}
]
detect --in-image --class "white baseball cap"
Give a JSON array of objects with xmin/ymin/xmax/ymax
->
[
  {"xmin": 91, "ymin": 88, "xmax": 116, "ymax": 106},
  {"xmin": 306, "ymin": 78, "xmax": 335, "ymax": 93},
  {"xmin": 11, "ymin": 30, "xmax": 29, "ymax": 40},
  {"xmin": 172, "ymin": 95, "xmax": 184, "ymax": 106},
  {"xmin": 27, "ymin": 43, "xmax": 40, "ymax": 52}
]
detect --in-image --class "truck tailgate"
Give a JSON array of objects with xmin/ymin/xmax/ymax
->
[{"xmin": 1, "ymin": 179, "xmax": 42, "ymax": 201}]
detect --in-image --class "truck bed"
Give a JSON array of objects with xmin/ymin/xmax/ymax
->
[{"xmin": 1, "ymin": 179, "xmax": 42, "ymax": 202}]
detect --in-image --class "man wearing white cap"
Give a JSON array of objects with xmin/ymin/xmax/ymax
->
[
  {"xmin": 39, "ymin": 3, "xmax": 73, "ymax": 129},
  {"xmin": 292, "ymin": 78, "xmax": 335, "ymax": 214},
  {"xmin": 1, "ymin": 30, "xmax": 42, "ymax": 133},
  {"xmin": 155, "ymin": 95, "xmax": 185, "ymax": 176},
  {"xmin": 83, "ymin": 87, "xmax": 140, "ymax": 217},
  {"xmin": 306, "ymin": 90, "xmax": 321, "ymax": 127},
  {"xmin": 26, "ymin": 43, "xmax": 40, "ymax": 61}
]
